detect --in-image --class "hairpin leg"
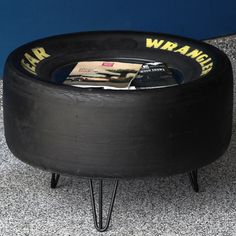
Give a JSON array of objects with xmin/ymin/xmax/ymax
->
[
  {"xmin": 51, "ymin": 173, "xmax": 60, "ymax": 189},
  {"xmin": 89, "ymin": 179, "xmax": 119, "ymax": 232},
  {"xmin": 188, "ymin": 169, "xmax": 199, "ymax": 192}
]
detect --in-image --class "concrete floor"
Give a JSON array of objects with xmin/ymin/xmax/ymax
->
[{"xmin": 0, "ymin": 35, "xmax": 236, "ymax": 236}]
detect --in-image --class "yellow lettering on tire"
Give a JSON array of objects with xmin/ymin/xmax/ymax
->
[
  {"xmin": 174, "ymin": 46, "xmax": 190, "ymax": 55},
  {"xmin": 196, "ymin": 54, "xmax": 208, "ymax": 63},
  {"xmin": 32, "ymin": 47, "xmax": 50, "ymax": 60},
  {"xmin": 146, "ymin": 38, "xmax": 164, "ymax": 48},
  {"xmin": 21, "ymin": 47, "xmax": 51, "ymax": 75},
  {"xmin": 24, "ymin": 53, "xmax": 40, "ymax": 67},
  {"xmin": 161, "ymin": 41, "xmax": 178, "ymax": 51},
  {"xmin": 186, "ymin": 49, "xmax": 203, "ymax": 59},
  {"xmin": 21, "ymin": 59, "xmax": 36, "ymax": 75}
]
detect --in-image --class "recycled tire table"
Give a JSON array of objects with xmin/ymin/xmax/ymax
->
[{"xmin": 3, "ymin": 31, "xmax": 233, "ymax": 232}]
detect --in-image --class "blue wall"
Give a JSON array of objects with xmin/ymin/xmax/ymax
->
[{"xmin": 0, "ymin": 0, "xmax": 235, "ymax": 75}]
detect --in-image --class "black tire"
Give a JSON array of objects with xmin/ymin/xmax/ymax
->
[{"xmin": 3, "ymin": 31, "xmax": 233, "ymax": 178}]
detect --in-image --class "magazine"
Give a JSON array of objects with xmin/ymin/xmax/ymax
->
[
  {"xmin": 63, "ymin": 61, "xmax": 177, "ymax": 89},
  {"xmin": 64, "ymin": 61, "xmax": 142, "ymax": 89}
]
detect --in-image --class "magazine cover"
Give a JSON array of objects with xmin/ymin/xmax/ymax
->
[{"xmin": 64, "ymin": 61, "xmax": 143, "ymax": 89}]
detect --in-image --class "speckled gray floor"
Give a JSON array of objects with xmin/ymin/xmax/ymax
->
[{"xmin": 0, "ymin": 35, "xmax": 236, "ymax": 236}]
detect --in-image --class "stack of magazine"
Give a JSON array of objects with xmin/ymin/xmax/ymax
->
[{"xmin": 63, "ymin": 61, "xmax": 179, "ymax": 89}]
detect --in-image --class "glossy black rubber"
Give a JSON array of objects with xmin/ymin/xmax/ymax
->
[{"xmin": 3, "ymin": 31, "xmax": 233, "ymax": 178}]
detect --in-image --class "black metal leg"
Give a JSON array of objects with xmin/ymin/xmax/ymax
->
[
  {"xmin": 89, "ymin": 179, "xmax": 119, "ymax": 232},
  {"xmin": 188, "ymin": 169, "xmax": 199, "ymax": 192},
  {"xmin": 51, "ymin": 173, "xmax": 60, "ymax": 189}
]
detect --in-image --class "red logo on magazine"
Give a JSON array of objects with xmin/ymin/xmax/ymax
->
[{"xmin": 102, "ymin": 62, "xmax": 114, "ymax": 67}]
